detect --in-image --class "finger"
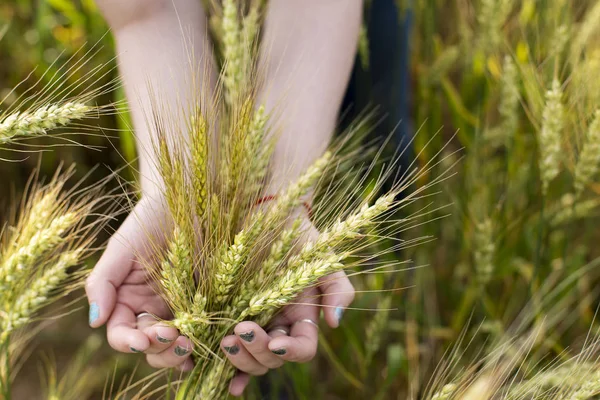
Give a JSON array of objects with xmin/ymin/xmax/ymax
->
[
  {"xmin": 137, "ymin": 315, "xmax": 179, "ymax": 354},
  {"xmin": 85, "ymin": 198, "xmax": 164, "ymax": 328},
  {"xmin": 146, "ymin": 336, "xmax": 193, "ymax": 369},
  {"xmin": 177, "ymin": 357, "xmax": 194, "ymax": 372},
  {"xmin": 229, "ymin": 372, "xmax": 251, "ymax": 397},
  {"xmin": 85, "ymin": 234, "xmax": 133, "ymax": 328},
  {"xmin": 318, "ymin": 271, "xmax": 355, "ymax": 328},
  {"xmin": 106, "ymin": 303, "xmax": 150, "ymax": 353},
  {"xmin": 268, "ymin": 305, "xmax": 319, "ymax": 363},
  {"xmin": 234, "ymin": 322, "xmax": 284, "ymax": 369},
  {"xmin": 221, "ymin": 335, "xmax": 268, "ymax": 376}
]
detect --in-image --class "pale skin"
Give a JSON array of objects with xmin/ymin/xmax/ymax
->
[{"xmin": 85, "ymin": 0, "xmax": 362, "ymax": 396}]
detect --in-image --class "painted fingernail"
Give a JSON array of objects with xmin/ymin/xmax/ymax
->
[
  {"xmin": 335, "ymin": 306, "xmax": 345, "ymax": 323},
  {"xmin": 130, "ymin": 346, "xmax": 142, "ymax": 353},
  {"xmin": 271, "ymin": 348, "xmax": 287, "ymax": 356},
  {"xmin": 88, "ymin": 303, "xmax": 99, "ymax": 325},
  {"xmin": 156, "ymin": 334, "xmax": 172, "ymax": 344},
  {"xmin": 239, "ymin": 331, "xmax": 255, "ymax": 342},
  {"xmin": 224, "ymin": 345, "xmax": 240, "ymax": 355},
  {"xmin": 174, "ymin": 346, "xmax": 190, "ymax": 356}
]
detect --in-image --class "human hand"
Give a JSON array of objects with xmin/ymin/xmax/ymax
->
[
  {"xmin": 221, "ymin": 220, "xmax": 356, "ymax": 397},
  {"xmin": 85, "ymin": 195, "xmax": 195, "ymax": 371}
]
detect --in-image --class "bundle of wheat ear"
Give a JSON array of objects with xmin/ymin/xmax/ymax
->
[
  {"xmin": 136, "ymin": 80, "xmax": 447, "ymax": 399},
  {"xmin": 121, "ymin": 1, "xmax": 447, "ymax": 398}
]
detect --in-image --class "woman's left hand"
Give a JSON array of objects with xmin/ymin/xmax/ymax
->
[{"xmin": 219, "ymin": 220, "xmax": 356, "ymax": 396}]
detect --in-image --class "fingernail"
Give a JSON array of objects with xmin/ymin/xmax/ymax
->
[
  {"xmin": 224, "ymin": 345, "xmax": 240, "ymax": 355},
  {"xmin": 130, "ymin": 346, "xmax": 142, "ymax": 353},
  {"xmin": 239, "ymin": 331, "xmax": 255, "ymax": 342},
  {"xmin": 156, "ymin": 334, "xmax": 172, "ymax": 344},
  {"xmin": 174, "ymin": 346, "xmax": 190, "ymax": 356},
  {"xmin": 271, "ymin": 348, "xmax": 287, "ymax": 356},
  {"xmin": 335, "ymin": 306, "xmax": 345, "ymax": 324},
  {"xmin": 89, "ymin": 302, "xmax": 99, "ymax": 325}
]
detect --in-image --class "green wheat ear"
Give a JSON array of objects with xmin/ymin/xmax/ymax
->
[
  {"xmin": 0, "ymin": 102, "xmax": 91, "ymax": 145},
  {"xmin": 574, "ymin": 110, "xmax": 600, "ymax": 197},
  {"xmin": 538, "ymin": 79, "xmax": 564, "ymax": 195}
]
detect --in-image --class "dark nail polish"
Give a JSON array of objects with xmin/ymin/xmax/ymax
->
[
  {"xmin": 239, "ymin": 331, "xmax": 255, "ymax": 342},
  {"xmin": 174, "ymin": 346, "xmax": 189, "ymax": 356},
  {"xmin": 224, "ymin": 345, "xmax": 240, "ymax": 355},
  {"xmin": 130, "ymin": 346, "xmax": 142, "ymax": 353},
  {"xmin": 156, "ymin": 334, "xmax": 172, "ymax": 344},
  {"xmin": 271, "ymin": 348, "xmax": 287, "ymax": 356},
  {"xmin": 89, "ymin": 303, "xmax": 99, "ymax": 325}
]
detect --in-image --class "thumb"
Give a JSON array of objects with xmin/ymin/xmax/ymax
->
[
  {"xmin": 85, "ymin": 197, "xmax": 166, "ymax": 327},
  {"xmin": 299, "ymin": 217, "xmax": 356, "ymax": 329}
]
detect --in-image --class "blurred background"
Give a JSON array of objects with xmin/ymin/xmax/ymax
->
[{"xmin": 3, "ymin": 0, "xmax": 600, "ymax": 398}]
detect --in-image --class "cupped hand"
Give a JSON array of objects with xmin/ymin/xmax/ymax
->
[
  {"xmin": 85, "ymin": 195, "xmax": 356, "ymax": 394},
  {"xmin": 85, "ymin": 195, "xmax": 195, "ymax": 371},
  {"xmin": 222, "ymin": 221, "xmax": 356, "ymax": 397}
]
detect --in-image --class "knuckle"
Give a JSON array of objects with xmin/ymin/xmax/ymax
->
[
  {"xmin": 252, "ymin": 367, "xmax": 269, "ymax": 376},
  {"xmin": 106, "ymin": 336, "xmax": 122, "ymax": 353},
  {"xmin": 84, "ymin": 275, "xmax": 95, "ymax": 292},
  {"xmin": 264, "ymin": 360, "xmax": 284, "ymax": 369},
  {"xmin": 146, "ymin": 356, "xmax": 162, "ymax": 369}
]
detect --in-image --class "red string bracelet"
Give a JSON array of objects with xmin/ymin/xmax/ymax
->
[{"xmin": 254, "ymin": 195, "xmax": 314, "ymax": 219}]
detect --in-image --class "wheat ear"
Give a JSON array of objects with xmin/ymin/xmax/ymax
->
[
  {"xmin": 0, "ymin": 102, "xmax": 90, "ymax": 144},
  {"xmin": 211, "ymin": 151, "xmax": 331, "ymax": 305},
  {"xmin": 290, "ymin": 193, "xmax": 395, "ymax": 266},
  {"xmin": 0, "ymin": 249, "xmax": 81, "ymax": 343},
  {"xmin": 538, "ymin": 79, "xmax": 564, "ymax": 195},
  {"xmin": 222, "ymin": 0, "xmax": 243, "ymax": 102},
  {"xmin": 498, "ymin": 56, "xmax": 520, "ymax": 139},
  {"xmin": 0, "ymin": 213, "xmax": 77, "ymax": 294},
  {"xmin": 230, "ymin": 218, "xmax": 302, "ymax": 311},
  {"xmin": 159, "ymin": 227, "xmax": 194, "ymax": 309},
  {"xmin": 196, "ymin": 360, "xmax": 236, "ymax": 400},
  {"xmin": 575, "ymin": 110, "xmax": 600, "ymax": 197},
  {"xmin": 191, "ymin": 109, "xmax": 209, "ymax": 220},
  {"xmin": 431, "ymin": 383, "xmax": 457, "ymax": 400},
  {"xmin": 473, "ymin": 218, "xmax": 495, "ymax": 287}
]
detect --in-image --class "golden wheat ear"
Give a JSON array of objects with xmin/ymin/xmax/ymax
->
[
  {"xmin": 0, "ymin": 165, "xmax": 118, "ymax": 394},
  {"xmin": 0, "ymin": 34, "xmax": 120, "ymax": 154}
]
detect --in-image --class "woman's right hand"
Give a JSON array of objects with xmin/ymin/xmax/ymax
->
[{"xmin": 85, "ymin": 195, "xmax": 195, "ymax": 371}]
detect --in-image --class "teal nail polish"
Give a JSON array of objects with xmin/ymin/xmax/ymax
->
[
  {"xmin": 271, "ymin": 348, "xmax": 287, "ymax": 356},
  {"xmin": 156, "ymin": 334, "xmax": 172, "ymax": 344},
  {"xmin": 224, "ymin": 345, "xmax": 240, "ymax": 355},
  {"xmin": 175, "ymin": 346, "xmax": 189, "ymax": 356},
  {"xmin": 239, "ymin": 331, "xmax": 255, "ymax": 342},
  {"xmin": 334, "ymin": 307, "xmax": 345, "ymax": 323},
  {"xmin": 130, "ymin": 346, "xmax": 142, "ymax": 353},
  {"xmin": 89, "ymin": 303, "xmax": 99, "ymax": 325}
]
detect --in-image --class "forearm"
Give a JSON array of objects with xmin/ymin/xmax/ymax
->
[
  {"xmin": 97, "ymin": 0, "xmax": 217, "ymax": 195},
  {"xmin": 258, "ymin": 0, "xmax": 363, "ymax": 193}
]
